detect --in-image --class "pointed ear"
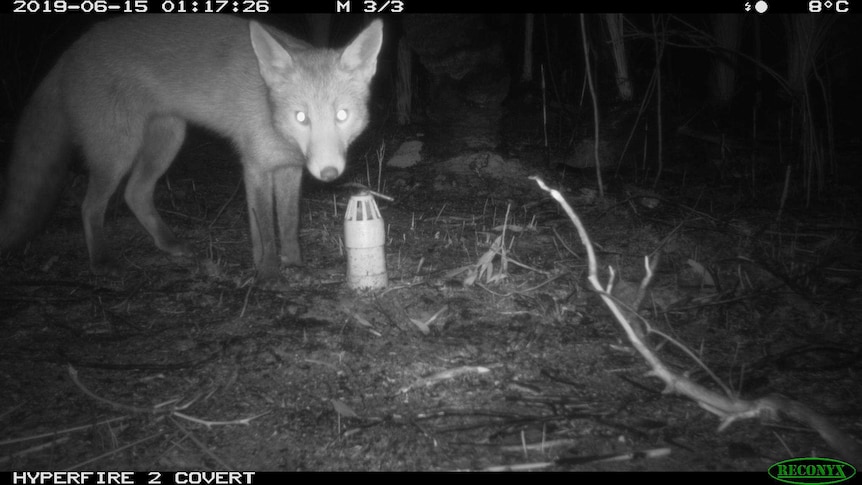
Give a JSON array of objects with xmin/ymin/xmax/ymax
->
[
  {"xmin": 249, "ymin": 20, "xmax": 295, "ymax": 84},
  {"xmin": 340, "ymin": 19, "xmax": 383, "ymax": 82}
]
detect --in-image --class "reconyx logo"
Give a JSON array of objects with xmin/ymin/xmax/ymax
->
[{"xmin": 768, "ymin": 457, "xmax": 856, "ymax": 485}]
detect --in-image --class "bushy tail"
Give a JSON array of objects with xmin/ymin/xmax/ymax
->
[{"xmin": 0, "ymin": 62, "xmax": 73, "ymax": 253}]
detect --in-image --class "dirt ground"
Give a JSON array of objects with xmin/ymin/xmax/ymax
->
[{"xmin": 1, "ymin": 120, "xmax": 862, "ymax": 472}]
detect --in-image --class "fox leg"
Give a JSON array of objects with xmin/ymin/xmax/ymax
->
[
  {"xmin": 81, "ymin": 126, "xmax": 141, "ymax": 274},
  {"xmin": 243, "ymin": 166, "xmax": 281, "ymax": 283},
  {"xmin": 273, "ymin": 165, "xmax": 304, "ymax": 267},
  {"xmin": 124, "ymin": 116, "xmax": 193, "ymax": 258}
]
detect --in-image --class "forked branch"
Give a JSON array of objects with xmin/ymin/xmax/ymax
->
[{"xmin": 531, "ymin": 176, "xmax": 861, "ymax": 466}]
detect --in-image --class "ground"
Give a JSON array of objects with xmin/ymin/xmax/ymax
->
[{"xmin": 1, "ymin": 120, "xmax": 861, "ymax": 472}]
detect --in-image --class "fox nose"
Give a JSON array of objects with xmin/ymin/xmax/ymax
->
[{"xmin": 319, "ymin": 166, "xmax": 339, "ymax": 182}]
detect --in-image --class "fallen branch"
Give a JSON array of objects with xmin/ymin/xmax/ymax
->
[{"xmin": 531, "ymin": 176, "xmax": 862, "ymax": 466}]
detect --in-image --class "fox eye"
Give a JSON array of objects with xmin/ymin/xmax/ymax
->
[
  {"xmin": 336, "ymin": 109, "xmax": 348, "ymax": 122},
  {"xmin": 296, "ymin": 111, "xmax": 308, "ymax": 124}
]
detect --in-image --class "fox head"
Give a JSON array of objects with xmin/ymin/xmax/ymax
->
[{"xmin": 249, "ymin": 19, "xmax": 383, "ymax": 182}]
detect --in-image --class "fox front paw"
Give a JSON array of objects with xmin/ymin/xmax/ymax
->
[
  {"xmin": 280, "ymin": 254, "xmax": 304, "ymax": 267},
  {"xmin": 255, "ymin": 266, "xmax": 287, "ymax": 290},
  {"xmin": 280, "ymin": 244, "xmax": 303, "ymax": 267},
  {"xmin": 160, "ymin": 238, "xmax": 196, "ymax": 258}
]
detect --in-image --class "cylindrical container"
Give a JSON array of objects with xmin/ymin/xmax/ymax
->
[{"xmin": 344, "ymin": 192, "xmax": 387, "ymax": 290}]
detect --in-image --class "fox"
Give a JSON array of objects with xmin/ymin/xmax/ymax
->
[{"xmin": 0, "ymin": 15, "xmax": 383, "ymax": 284}]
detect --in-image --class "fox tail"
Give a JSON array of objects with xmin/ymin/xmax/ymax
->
[{"xmin": 0, "ymin": 62, "xmax": 73, "ymax": 253}]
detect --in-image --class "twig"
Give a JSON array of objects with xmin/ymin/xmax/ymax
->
[
  {"xmin": 68, "ymin": 365, "xmax": 161, "ymax": 414},
  {"xmin": 340, "ymin": 182, "xmax": 395, "ymax": 202},
  {"xmin": 0, "ymin": 437, "xmax": 70, "ymax": 466},
  {"xmin": 66, "ymin": 432, "xmax": 165, "ymax": 470},
  {"xmin": 0, "ymin": 416, "xmax": 129, "ymax": 447},
  {"xmin": 169, "ymin": 416, "xmax": 234, "ymax": 470},
  {"xmin": 68, "ymin": 365, "xmax": 270, "ymax": 428}
]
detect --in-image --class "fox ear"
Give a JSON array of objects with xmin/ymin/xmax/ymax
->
[
  {"xmin": 249, "ymin": 20, "xmax": 295, "ymax": 83},
  {"xmin": 340, "ymin": 19, "xmax": 383, "ymax": 81}
]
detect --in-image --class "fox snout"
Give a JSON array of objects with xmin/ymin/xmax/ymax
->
[
  {"xmin": 306, "ymin": 142, "xmax": 346, "ymax": 182},
  {"xmin": 318, "ymin": 166, "xmax": 340, "ymax": 182},
  {"xmin": 306, "ymin": 152, "xmax": 344, "ymax": 181}
]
